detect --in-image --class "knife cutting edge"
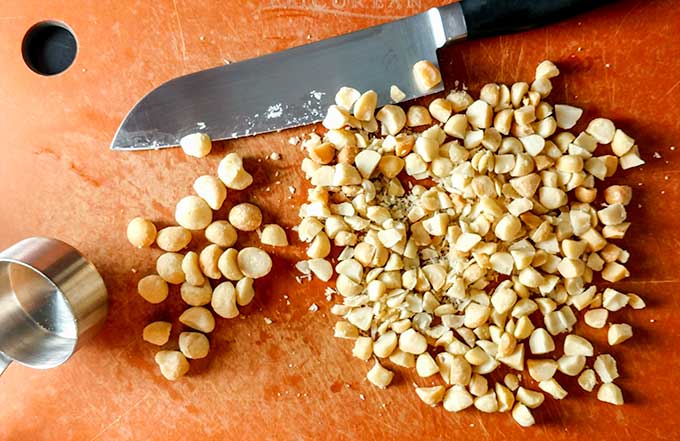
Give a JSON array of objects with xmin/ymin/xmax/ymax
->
[{"xmin": 111, "ymin": 0, "xmax": 610, "ymax": 151}]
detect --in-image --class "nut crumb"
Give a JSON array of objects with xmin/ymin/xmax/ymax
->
[
  {"xmin": 309, "ymin": 303, "xmax": 319, "ymax": 312},
  {"xmin": 288, "ymin": 136, "xmax": 300, "ymax": 145},
  {"xmin": 653, "ymin": 152, "xmax": 662, "ymax": 158},
  {"xmin": 264, "ymin": 317, "xmax": 273, "ymax": 325},
  {"xmin": 270, "ymin": 152, "xmax": 281, "ymax": 160}
]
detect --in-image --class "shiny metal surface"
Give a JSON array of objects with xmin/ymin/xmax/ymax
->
[
  {"xmin": 0, "ymin": 237, "xmax": 108, "ymax": 375},
  {"xmin": 111, "ymin": 3, "xmax": 467, "ymax": 151}
]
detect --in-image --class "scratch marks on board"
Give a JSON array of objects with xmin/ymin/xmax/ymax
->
[
  {"xmin": 260, "ymin": 5, "xmax": 402, "ymax": 21},
  {"xmin": 171, "ymin": 0, "xmax": 188, "ymax": 69},
  {"xmin": 663, "ymin": 79, "xmax": 680, "ymax": 99},
  {"xmin": 88, "ymin": 392, "xmax": 151, "ymax": 441}
]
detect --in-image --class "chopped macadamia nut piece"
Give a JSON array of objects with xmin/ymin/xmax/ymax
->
[
  {"xmin": 323, "ymin": 105, "xmax": 351, "ymax": 129},
  {"xmin": 608, "ymin": 323, "xmax": 633, "ymax": 345},
  {"xmin": 155, "ymin": 351, "xmax": 189, "ymax": 381},
  {"xmin": 429, "ymin": 98, "xmax": 453, "ymax": 123},
  {"xmin": 390, "ymin": 85, "xmax": 406, "ymax": 102},
  {"xmin": 352, "ymin": 337, "xmax": 373, "ymax": 361},
  {"xmin": 353, "ymin": 90, "xmax": 378, "ymax": 121},
  {"xmin": 416, "ymin": 353, "xmax": 439, "ymax": 377},
  {"xmin": 466, "ymin": 100, "xmax": 493, "ymax": 129},
  {"xmin": 586, "ymin": 118, "xmax": 616, "ymax": 144},
  {"xmin": 554, "ymin": 104, "xmax": 583, "ymax": 129},
  {"xmin": 597, "ymin": 383, "xmax": 624, "ymax": 405},
  {"xmin": 564, "ymin": 334, "xmax": 594, "ymax": 356},
  {"xmin": 619, "ymin": 148, "xmax": 645, "ymax": 170},
  {"xmin": 594, "ymin": 354, "xmax": 619, "ymax": 383},
  {"xmin": 601, "ymin": 262, "xmax": 630, "ymax": 282},
  {"xmin": 527, "ymin": 359, "xmax": 557, "ymax": 382},
  {"xmin": 407, "ymin": 106, "xmax": 432, "ymax": 127},
  {"xmin": 529, "ymin": 328, "xmax": 554, "ymax": 355},
  {"xmin": 516, "ymin": 387, "xmax": 544, "ymax": 409},
  {"xmin": 443, "ymin": 385, "xmax": 474, "ymax": 412},
  {"xmin": 367, "ymin": 361, "xmax": 394, "ymax": 388},
  {"xmin": 578, "ymin": 369, "xmax": 597, "ymax": 392},
  {"xmin": 604, "ymin": 185, "xmax": 633, "ymax": 205},
  {"xmin": 628, "ymin": 294, "xmax": 646, "ymax": 309},
  {"xmin": 413, "ymin": 60, "xmax": 442, "ymax": 90},
  {"xmin": 612, "ymin": 129, "xmax": 635, "ymax": 156},
  {"xmin": 474, "ymin": 391, "xmax": 499, "ymax": 413},
  {"xmin": 335, "ymin": 86, "xmax": 360, "ymax": 110},
  {"xmin": 399, "ymin": 328, "xmax": 428, "ymax": 354},
  {"xmin": 377, "ymin": 105, "xmax": 407, "ymax": 135},
  {"xmin": 603, "ymin": 288, "xmax": 629, "ymax": 311},
  {"xmin": 512, "ymin": 403, "xmax": 536, "ymax": 427},
  {"xmin": 539, "ymin": 378, "xmax": 568, "ymax": 400},
  {"xmin": 416, "ymin": 385, "xmax": 446, "ymax": 406},
  {"xmin": 584, "ymin": 308, "xmax": 608, "ymax": 328},
  {"xmin": 536, "ymin": 60, "xmax": 559, "ymax": 79},
  {"xmin": 557, "ymin": 355, "xmax": 586, "ymax": 376}
]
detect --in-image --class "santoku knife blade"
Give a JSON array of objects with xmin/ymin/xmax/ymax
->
[{"xmin": 111, "ymin": 0, "xmax": 609, "ymax": 151}]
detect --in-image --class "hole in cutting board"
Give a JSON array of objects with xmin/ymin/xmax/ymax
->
[{"xmin": 22, "ymin": 21, "xmax": 77, "ymax": 76}]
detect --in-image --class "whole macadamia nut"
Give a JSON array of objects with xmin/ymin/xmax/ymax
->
[
  {"xmin": 127, "ymin": 217, "xmax": 157, "ymax": 248},
  {"xmin": 175, "ymin": 196, "xmax": 213, "ymax": 230},
  {"xmin": 228, "ymin": 203, "xmax": 262, "ymax": 231}
]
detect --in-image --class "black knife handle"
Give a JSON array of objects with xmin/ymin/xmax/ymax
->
[{"xmin": 459, "ymin": 0, "xmax": 612, "ymax": 40}]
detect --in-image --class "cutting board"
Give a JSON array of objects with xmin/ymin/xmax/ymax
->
[{"xmin": 1, "ymin": 1, "xmax": 679, "ymax": 439}]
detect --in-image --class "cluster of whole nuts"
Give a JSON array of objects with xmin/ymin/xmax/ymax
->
[{"xmin": 127, "ymin": 136, "xmax": 285, "ymax": 380}]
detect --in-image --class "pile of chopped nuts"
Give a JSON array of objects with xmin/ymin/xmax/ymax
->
[
  {"xmin": 127, "ymin": 136, "xmax": 286, "ymax": 380},
  {"xmin": 295, "ymin": 60, "xmax": 645, "ymax": 426}
]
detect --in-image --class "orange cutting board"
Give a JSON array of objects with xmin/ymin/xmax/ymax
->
[{"xmin": 1, "ymin": 1, "xmax": 679, "ymax": 439}]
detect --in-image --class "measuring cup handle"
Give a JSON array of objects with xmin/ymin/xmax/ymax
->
[{"xmin": 0, "ymin": 352, "xmax": 11, "ymax": 376}]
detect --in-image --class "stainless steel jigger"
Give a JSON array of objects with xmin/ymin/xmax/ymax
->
[{"xmin": 0, "ymin": 237, "xmax": 108, "ymax": 376}]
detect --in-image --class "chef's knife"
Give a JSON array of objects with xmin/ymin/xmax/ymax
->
[{"xmin": 111, "ymin": 0, "xmax": 609, "ymax": 151}]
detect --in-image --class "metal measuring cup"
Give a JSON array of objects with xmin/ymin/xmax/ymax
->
[{"xmin": 0, "ymin": 237, "xmax": 108, "ymax": 375}]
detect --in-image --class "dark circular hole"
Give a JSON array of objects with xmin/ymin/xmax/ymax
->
[{"xmin": 22, "ymin": 21, "xmax": 77, "ymax": 76}]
